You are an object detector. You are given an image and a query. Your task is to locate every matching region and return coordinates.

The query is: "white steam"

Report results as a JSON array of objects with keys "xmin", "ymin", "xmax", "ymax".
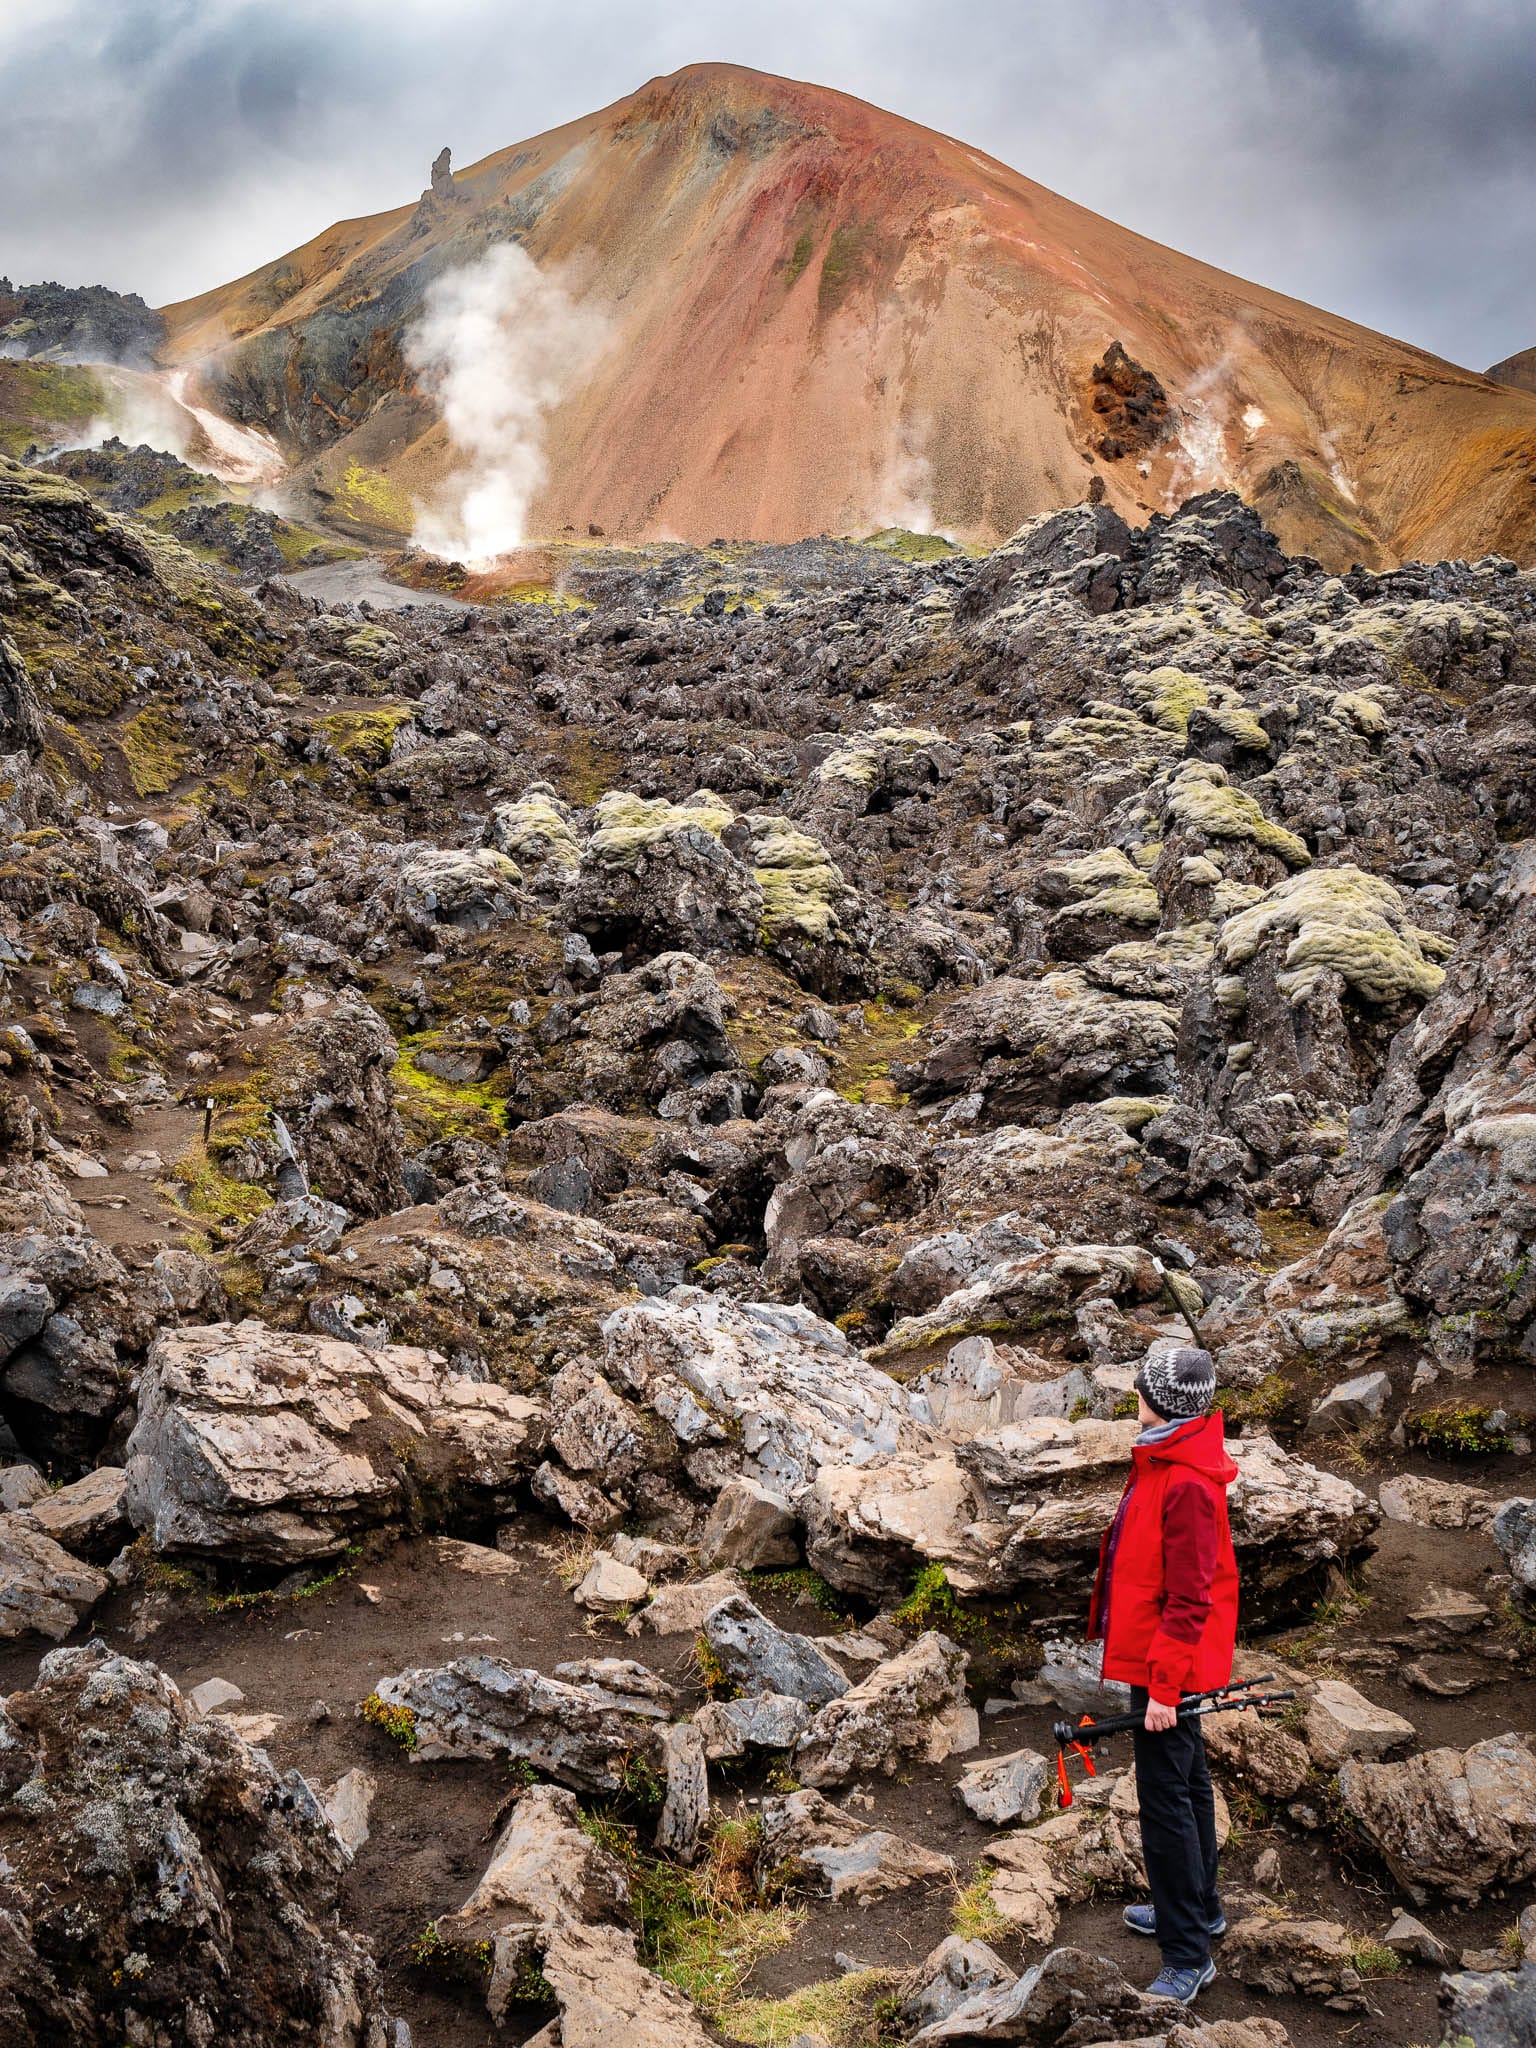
[
  {"xmin": 405, "ymin": 242, "xmax": 609, "ymax": 567},
  {"xmin": 63, "ymin": 365, "xmax": 285, "ymax": 488},
  {"xmin": 862, "ymin": 416, "xmax": 939, "ymax": 535}
]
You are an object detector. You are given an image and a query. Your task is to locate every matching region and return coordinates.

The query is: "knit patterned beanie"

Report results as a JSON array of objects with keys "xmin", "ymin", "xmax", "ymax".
[{"xmin": 1135, "ymin": 1343, "xmax": 1217, "ymax": 1421}]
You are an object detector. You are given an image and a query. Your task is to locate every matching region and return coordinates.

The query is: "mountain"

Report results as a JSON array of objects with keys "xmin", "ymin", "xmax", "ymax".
[
  {"xmin": 159, "ymin": 62, "xmax": 1536, "ymax": 566},
  {"xmin": 1489, "ymin": 347, "xmax": 1536, "ymax": 397}
]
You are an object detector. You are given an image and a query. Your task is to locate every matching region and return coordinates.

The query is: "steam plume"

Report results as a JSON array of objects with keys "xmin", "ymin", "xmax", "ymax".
[{"xmin": 405, "ymin": 242, "xmax": 609, "ymax": 566}]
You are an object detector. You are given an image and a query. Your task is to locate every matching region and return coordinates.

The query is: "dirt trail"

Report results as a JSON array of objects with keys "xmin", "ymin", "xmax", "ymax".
[{"xmin": 280, "ymin": 557, "xmax": 475, "ymax": 612}]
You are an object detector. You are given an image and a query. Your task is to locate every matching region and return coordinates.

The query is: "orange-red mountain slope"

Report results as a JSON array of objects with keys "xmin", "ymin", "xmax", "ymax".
[{"xmin": 160, "ymin": 63, "xmax": 1536, "ymax": 566}]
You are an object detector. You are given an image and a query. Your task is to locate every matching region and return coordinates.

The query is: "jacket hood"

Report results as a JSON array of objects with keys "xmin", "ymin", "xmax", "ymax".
[{"xmin": 1134, "ymin": 1409, "xmax": 1238, "ymax": 1485}]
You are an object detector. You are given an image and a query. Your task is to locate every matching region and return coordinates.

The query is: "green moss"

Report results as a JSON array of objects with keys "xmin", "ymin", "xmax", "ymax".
[
  {"xmin": 361, "ymin": 1691, "xmax": 419, "ymax": 1750},
  {"xmin": 333, "ymin": 459, "xmax": 415, "ymax": 535},
  {"xmin": 409, "ymin": 1920, "xmax": 501, "ymax": 1989},
  {"xmin": 161, "ymin": 1142, "xmax": 273, "ymax": 1239},
  {"xmin": 951, "ymin": 1866, "xmax": 1007, "ymax": 1943},
  {"xmin": 742, "ymin": 1568, "xmax": 851, "ymax": 1622},
  {"xmin": 818, "ymin": 222, "xmax": 879, "ymax": 318},
  {"xmin": 1351, "ymin": 1939, "xmax": 1403, "ymax": 1979},
  {"xmin": 1165, "ymin": 761, "xmax": 1310, "ymax": 866},
  {"xmin": 1217, "ymin": 865, "xmax": 1448, "ymax": 1006},
  {"xmin": 784, "ymin": 229, "xmax": 817, "ymax": 288},
  {"xmin": 1404, "ymin": 1404, "xmax": 1517, "ymax": 1459},
  {"xmin": 862, "ymin": 527, "xmax": 958, "ymax": 561},
  {"xmin": 580, "ymin": 1812, "xmax": 802, "ymax": 2014},
  {"xmin": 490, "ymin": 787, "xmax": 582, "ymax": 870},
  {"xmin": 1214, "ymin": 1374, "xmax": 1302, "ymax": 1431},
  {"xmin": 816, "ymin": 728, "xmax": 947, "ymax": 790},
  {"xmin": 0, "ymin": 360, "xmax": 105, "ymax": 457},
  {"xmin": 309, "ymin": 706, "xmax": 412, "ymax": 769},
  {"xmin": 340, "ymin": 622, "xmax": 398, "ymax": 662},
  {"xmin": 118, "ymin": 706, "xmax": 189, "ymax": 796},
  {"xmin": 585, "ymin": 788, "xmax": 735, "ymax": 868},
  {"xmin": 694, "ymin": 1632, "xmax": 735, "ymax": 1697},
  {"xmin": 209, "ymin": 1543, "xmax": 362, "ymax": 1612},
  {"xmin": 753, "ymin": 817, "xmax": 846, "ymax": 944},
  {"xmin": 393, "ymin": 1036, "xmax": 507, "ymax": 1145},
  {"xmin": 890, "ymin": 1562, "xmax": 1039, "ymax": 1688}
]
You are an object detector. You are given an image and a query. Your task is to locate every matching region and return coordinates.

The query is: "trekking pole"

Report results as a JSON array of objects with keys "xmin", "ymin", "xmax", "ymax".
[
  {"xmin": 1151, "ymin": 1253, "xmax": 1205, "ymax": 1344},
  {"xmin": 1052, "ymin": 1675, "xmax": 1296, "ymax": 1807}
]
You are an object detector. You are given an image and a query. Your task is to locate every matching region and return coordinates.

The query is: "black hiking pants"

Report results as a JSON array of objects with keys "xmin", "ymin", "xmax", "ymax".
[{"xmin": 1130, "ymin": 1685, "xmax": 1222, "ymax": 1969}]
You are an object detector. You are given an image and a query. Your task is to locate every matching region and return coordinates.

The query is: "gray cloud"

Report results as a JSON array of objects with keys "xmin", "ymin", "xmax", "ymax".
[{"xmin": 2, "ymin": 0, "xmax": 1531, "ymax": 367}]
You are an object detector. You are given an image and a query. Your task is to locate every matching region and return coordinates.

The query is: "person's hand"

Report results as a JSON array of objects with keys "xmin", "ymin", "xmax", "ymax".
[{"xmin": 1144, "ymin": 1697, "xmax": 1179, "ymax": 1733}]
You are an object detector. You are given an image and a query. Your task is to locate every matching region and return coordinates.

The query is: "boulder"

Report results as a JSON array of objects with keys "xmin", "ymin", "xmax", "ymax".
[
  {"xmin": 805, "ymin": 1422, "xmax": 1376, "ymax": 1613},
  {"xmin": 1305, "ymin": 1370, "xmax": 1391, "ymax": 1436},
  {"xmin": 317, "ymin": 1767, "xmax": 376, "ymax": 1858},
  {"xmin": 603, "ymin": 1288, "xmax": 928, "ymax": 1503},
  {"xmin": 900, "ymin": 1937, "xmax": 1017, "ymax": 2033},
  {"xmin": 627, "ymin": 1572, "xmax": 744, "ymax": 1636},
  {"xmin": 539, "ymin": 1921, "xmax": 717, "ymax": 2047},
  {"xmin": 0, "ymin": 1464, "xmax": 47, "ymax": 1512},
  {"xmin": 0, "ymin": 1641, "xmax": 392, "ymax": 2045},
  {"xmin": 911, "ymin": 1944, "xmax": 1183, "ymax": 2042},
  {"xmin": 910, "ymin": 970, "xmax": 1180, "ymax": 1123},
  {"xmin": 1383, "ymin": 1909, "xmax": 1456, "ymax": 1969},
  {"xmin": 1035, "ymin": 1636, "xmax": 1132, "ymax": 1718},
  {"xmin": 1378, "ymin": 1472, "xmax": 1493, "ymax": 1529},
  {"xmin": 873, "ymin": 1243, "xmax": 1168, "ymax": 1360},
  {"xmin": 19, "ymin": 1463, "xmax": 128, "ymax": 1559},
  {"xmin": 430, "ymin": 1781, "xmax": 714, "ymax": 2043},
  {"xmin": 1302, "ymin": 1680, "xmax": 1416, "ymax": 1768},
  {"xmin": 368, "ymin": 1656, "xmax": 675, "ymax": 1790},
  {"xmin": 979, "ymin": 1831, "xmax": 1063, "ymax": 1944},
  {"xmin": 0, "ymin": 1512, "xmax": 109, "ymax": 1638},
  {"xmin": 573, "ymin": 1553, "xmax": 649, "ymax": 1614},
  {"xmin": 804, "ymin": 1445, "xmax": 981, "ymax": 1600},
  {"xmin": 693, "ymin": 1691, "xmax": 811, "ymax": 1759},
  {"xmin": 1338, "ymin": 1734, "xmax": 1536, "ymax": 1901},
  {"xmin": 124, "ymin": 1320, "xmax": 546, "ymax": 1560},
  {"xmin": 655, "ymin": 1720, "xmax": 708, "ymax": 1865},
  {"xmin": 1441, "ymin": 1961, "xmax": 1536, "ymax": 2048},
  {"xmin": 236, "ymin": 993, "xmax": 409, "ymax": 1217},
  {"xmin": 954, "ymin": 1747, "xmax": 1052, "ymax": 1826},
  {"xmin": 1202, "ymin": 1709, "xmax": 1312, "ymax": 1799},
  {"xmin": 1222, "ymin": 1917, "xmax": 1366, "ymax": 2008},
  {"xmin": 1493, "ymin": 1498, "xmax": 1536, "ymax": 1597},
  {"xmin": 796, "ymin": 1631, "xmax": 977, "ymax": 1786},
  {"xmin": 700, "ymin": 1595, "xmax": 850, "ymax": 1707},
  {"xmin": 188, "ymin": 1676, "xmax": 244, "ymax": 1715},
  {"xmin": 396, "ymin": 846, "xmax": 521, "ymax": 935},
  {"xmin": 759, "ymin": 1787, "xmax": 955, "ymax": 1902},
  {"xmin": 697, "ymin": 1475, "xmax": 800, "ymax": 1570}
]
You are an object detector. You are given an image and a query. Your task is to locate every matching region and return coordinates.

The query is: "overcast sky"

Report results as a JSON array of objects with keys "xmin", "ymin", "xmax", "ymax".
[{"xmin": 3, "ymin": 0, "xmax": 1532, "ymax": 370}]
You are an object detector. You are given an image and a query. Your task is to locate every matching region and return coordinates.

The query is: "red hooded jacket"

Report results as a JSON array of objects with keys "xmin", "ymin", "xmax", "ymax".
[{"xmin": 1088, "ymin": 1411, "xmax": 1239, "ymax": 1707}]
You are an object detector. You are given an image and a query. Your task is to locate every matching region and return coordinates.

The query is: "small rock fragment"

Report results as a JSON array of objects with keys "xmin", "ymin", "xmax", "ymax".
[{"xmin": 954, "ymin": 1747, "xmax": 1051, "ymax": 1826}]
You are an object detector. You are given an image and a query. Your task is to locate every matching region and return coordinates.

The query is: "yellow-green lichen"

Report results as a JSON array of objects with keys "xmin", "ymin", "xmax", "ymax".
[
  {"xmin": 1217, "ymin": 865, "xmax": 1450, "ymax": 1006},
  {"xmin": 585, "ymin": 789, "xmax": 735, "ymax": 869},
  {"xmin": 1166, "ymin": 761, "xmax": 1310, "ymax": 867},
  {"xmin": 310, "ymin": 707, "xmax": 412, "ymax": 769},
  {"xmin": 490, "ymin": 785, "xmax": 583, "ymax": 870},
  {"xmin": 749, "ymin": 815, "xmax": 846, "ymax": 944},
  {"xmin": 815, "ymin": 726, "xmax": 947, "ymax": 789}
]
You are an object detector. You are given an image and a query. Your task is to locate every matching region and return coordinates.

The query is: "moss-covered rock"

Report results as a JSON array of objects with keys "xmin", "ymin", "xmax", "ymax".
[
  {"xmin": 1217, "ymin": 866, "xmax": 1449, "ymax": 1006},
  {"xmin": 1165, "ymin": 760, "xmax": 1311, "ymax": 867}
]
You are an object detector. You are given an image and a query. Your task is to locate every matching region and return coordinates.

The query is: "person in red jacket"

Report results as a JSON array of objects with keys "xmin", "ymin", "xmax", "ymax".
[{"xmin": 1087, "ymin": 1342, "xmax": 1238, "ymax": 2003}]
